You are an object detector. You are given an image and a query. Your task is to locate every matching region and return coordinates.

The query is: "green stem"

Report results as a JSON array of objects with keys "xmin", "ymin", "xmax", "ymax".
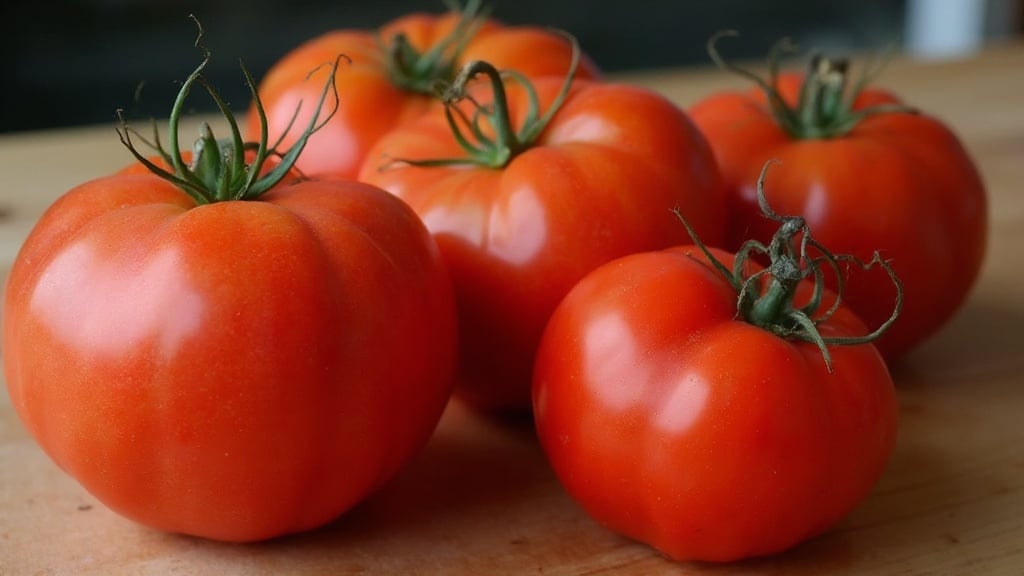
[
  {"xmin": 707, "ymin": 31, "xmax": 917, "ymax": 140},
  {"xmin": 383, "ymin": 0, "xmax": 490, "ymax": 94},
  {"xmin": 797, "ymin": 55, "xmax": 849, "ymax": 135},
  {"xmin": 455, "ymin": 60, "xmax": 521, "ymax": 165},
  {"xmin": 749, "ymin": 276, "xmax": 798, "ymax": 329},
  {"xmin": 116, "ymin": 15, "xmax": 340, "ymax": 204},
  {"xmin": 382, "ymin": 33, "xmax": 581, "ymax": 171},
  {"xmin": 673, "ymin": 161, "xmax": 903, "ymax": 372}
]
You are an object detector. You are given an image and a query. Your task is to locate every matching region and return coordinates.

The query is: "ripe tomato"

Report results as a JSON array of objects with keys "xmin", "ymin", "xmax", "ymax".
[
  {"xmin": 358, "ymin": 55, "xmax": 726, "ymax": 412},
  {"xmin": 533, "ymin": 192, "xmax": 899, "ymax": 562},
  {"xmin": 688, "ymin": 38, "xmax": 987, "ymax": 359},
  {"xmin": 2, "ymin": 48, "xmax": 457, "ymax": 543},
  {"xmin": 248, "ymin": 1, "xmax": 600, "ymax": 180}
]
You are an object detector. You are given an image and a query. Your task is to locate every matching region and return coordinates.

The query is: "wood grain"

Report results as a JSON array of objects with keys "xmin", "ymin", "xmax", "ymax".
[{"xmin": 2, "ymin": 41, "xmax": 1023, "ymax": 575}]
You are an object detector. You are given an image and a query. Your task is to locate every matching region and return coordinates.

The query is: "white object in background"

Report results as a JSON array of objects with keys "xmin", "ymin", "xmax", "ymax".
[{"xmin": 905, "ymin": 0, "xmax": 986, "ymax": 58}]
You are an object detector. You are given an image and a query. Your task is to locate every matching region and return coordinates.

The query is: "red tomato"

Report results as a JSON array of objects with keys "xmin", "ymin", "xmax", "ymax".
[
  {"xmin": 249, "ymin": 2, "xmax": 600, "ymax": 180},
  {"xmin": 533, "ymin": 217, "xmax": 898, "ymax": 561},
  {"xmin": 2, "ymin": 48, "xmax": 457, "ymax": 543},
  {"xmin": 688, "ymin": 45, "xmax": 987, "ymax": 359},
  {"xmin": 358, "ymin": 60, "xmax": 726, "ymax": 412}
]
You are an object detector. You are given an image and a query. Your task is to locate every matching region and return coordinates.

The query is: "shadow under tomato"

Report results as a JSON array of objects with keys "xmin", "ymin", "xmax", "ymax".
[
  {"xmin": 135, "ymin": 401, "xmax": 570, "ymax": 572},
  {"xmin": 275, "ymin": 400, "xmax": 557, "ymax": 549}
]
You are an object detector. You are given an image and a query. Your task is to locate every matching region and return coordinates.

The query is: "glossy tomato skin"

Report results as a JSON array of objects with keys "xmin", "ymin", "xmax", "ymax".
[
  {"xmin": 249, "ymin": 11, "xmax": 600, "ymax": 180},
  {"xmin": 359, "ymin": 78, "xmax": 727, "ymax": 412},
  {"xmin": 533, "ymin": 246, "xmax": 898, "ymax": 562},
  {"xmin": 689, "ymin": 74, "xmax": 987, "ymax": 359},
  {"xmin": 2, "ymin": 174, "xmax": 457, "ymax": 542}
]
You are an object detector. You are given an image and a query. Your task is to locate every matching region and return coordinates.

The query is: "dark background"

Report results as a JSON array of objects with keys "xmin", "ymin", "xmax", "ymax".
[{"xmin": 4, "ymin": 1, "xmax": 1019, "ymax": 134}]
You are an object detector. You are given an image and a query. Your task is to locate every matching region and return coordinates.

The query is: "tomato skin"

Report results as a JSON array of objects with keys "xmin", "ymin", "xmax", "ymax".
[
  {"xmin": 249, "ymin": 11, "xmax": 600, "ymax": 180},
  {"xmin": 2, "ymin": 175, "xmax": 457, "ymax": 542},
  {"xmin": 689, "ymin": 73, "xmax": 987, "ymax": 358},
  {"xmin": 533, "ymin": 246, "xmax": 898, "ymax": 562},
  {"xmin": 358, "ymin": 77, "xmax": 726, "ymax": 412}
]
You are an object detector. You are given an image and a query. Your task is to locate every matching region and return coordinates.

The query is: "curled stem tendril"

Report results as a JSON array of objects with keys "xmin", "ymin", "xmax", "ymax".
[{"xmin": 673, "ymin": 160, "xmax": 903, "ymax": 372}]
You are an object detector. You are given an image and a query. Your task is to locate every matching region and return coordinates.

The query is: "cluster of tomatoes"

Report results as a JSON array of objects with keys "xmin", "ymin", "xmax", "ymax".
[{"xmin": 2, "ymin": 2, "xmax": 986, "ymax": 564}]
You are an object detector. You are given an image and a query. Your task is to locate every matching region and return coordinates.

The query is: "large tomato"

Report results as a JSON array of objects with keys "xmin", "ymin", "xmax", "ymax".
[
  {"xmin": 248, "ymin": 1, "xmax": 600, "ymax": 180},
  {"xmin": 358, "ymin": 57, "xmax": 726, "ymax": 412},
  {"xmin": 533, "ymin": 194, "xmax": 899, "ymax": 562},
  {"xmin": 2, "ymin": 52, "xmax": 457, "ymax": 542},
  {"xmin": 688, "ymin": 39, "xmax": 987, "ymax": 359}
]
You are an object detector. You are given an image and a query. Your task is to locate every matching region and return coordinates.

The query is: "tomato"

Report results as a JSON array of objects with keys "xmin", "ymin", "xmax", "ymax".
[
  {"xmin": 688, "ymin": 38, "xmax": 987, "ymax": 359},
  {"xmin": 358, "ymin": 55, "xmax": 726, "ymax": 412},
  {"xmin": 533, "ymin": 189, "xmax": 899, "ymax": 562},
  {"xmin": 2, "ymin": 48, "xmax": 457, "ymax": 542},
  {"xmin": 248, "ymin": 1, "xmax": 600, "ymax": 180}
]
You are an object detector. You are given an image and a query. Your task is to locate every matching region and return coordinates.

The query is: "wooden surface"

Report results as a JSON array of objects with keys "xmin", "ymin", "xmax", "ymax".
[{"xmin": 2, "ymin": 42, "xmax": 1024, "ymax": 575}]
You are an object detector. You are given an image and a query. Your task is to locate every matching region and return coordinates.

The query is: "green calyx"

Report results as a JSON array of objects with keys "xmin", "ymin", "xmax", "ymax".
[
  {"xmin": 116, "ymin": 16, "xmax": 340, "ymax": 205},
  {"xmin": 708, "ymin": 30, "xmax": 915, "ymax": 140},
  {"xmin": 674, "ymin": 161, "xmax": 903, "ymax": 372},
  {"xmin": 385, "ymin": 33, "xmax": 581, "ymax": 171},
  {"xmin": 383, "ymin": 0, "xmax": 491, "ymax": 95}
]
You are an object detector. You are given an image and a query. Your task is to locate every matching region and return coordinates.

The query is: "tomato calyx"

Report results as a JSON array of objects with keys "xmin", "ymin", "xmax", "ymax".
[
  {"xmin": 675, "ymin": 161, "xmax": 904, "ymax": 371},
  {"xmin": 382, "ymin": 0, "xmax": 491, "ymax": 95},
  {"xmin": 116, "ymin": 17, "xmax": 341, "ymax": 205},
  {"xmin": 707, "ymin": 30, "xmax": 916, "ymax": 140},
  {"xmin": 383, "ymin": 34, "xmax": 580, "ymax": 170}
]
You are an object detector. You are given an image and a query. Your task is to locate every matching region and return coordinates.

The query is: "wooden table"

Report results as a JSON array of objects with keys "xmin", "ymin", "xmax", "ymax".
[{"xmin": 2, "ymin": 42, "xmax": 1023, "ymax": 575}]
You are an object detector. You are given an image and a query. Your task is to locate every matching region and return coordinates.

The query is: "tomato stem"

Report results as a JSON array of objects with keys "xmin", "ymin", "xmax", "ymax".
[
  {"xmin": 673, "ymin": 161, "xmax": 903, "ymax": 372},
  {"xmin": 382, "ymin": 0, "xmax": 491, "ymax": 95},
  {"xmin": 706, "ymin": 31, "xmax": 916, "ymax": 139},
  {"xmin": 116, "ymin": 15, "xmax": 341, "ymax": 204},
  {"xmin": 382, "ymin": 33, "xmax": 581, "ymax": 171}
]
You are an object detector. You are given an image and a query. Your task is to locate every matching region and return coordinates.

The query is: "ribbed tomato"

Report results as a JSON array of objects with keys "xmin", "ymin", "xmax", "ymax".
[{"xmin": 3, "ymin": 47, "xmax": 457, "ymax": 542}]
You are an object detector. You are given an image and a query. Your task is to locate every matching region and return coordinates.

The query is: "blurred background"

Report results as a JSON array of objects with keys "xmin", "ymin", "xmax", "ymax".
[{"xmin": 6, "ymin": 0, "xmax": 1022, "ymax": 134}]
